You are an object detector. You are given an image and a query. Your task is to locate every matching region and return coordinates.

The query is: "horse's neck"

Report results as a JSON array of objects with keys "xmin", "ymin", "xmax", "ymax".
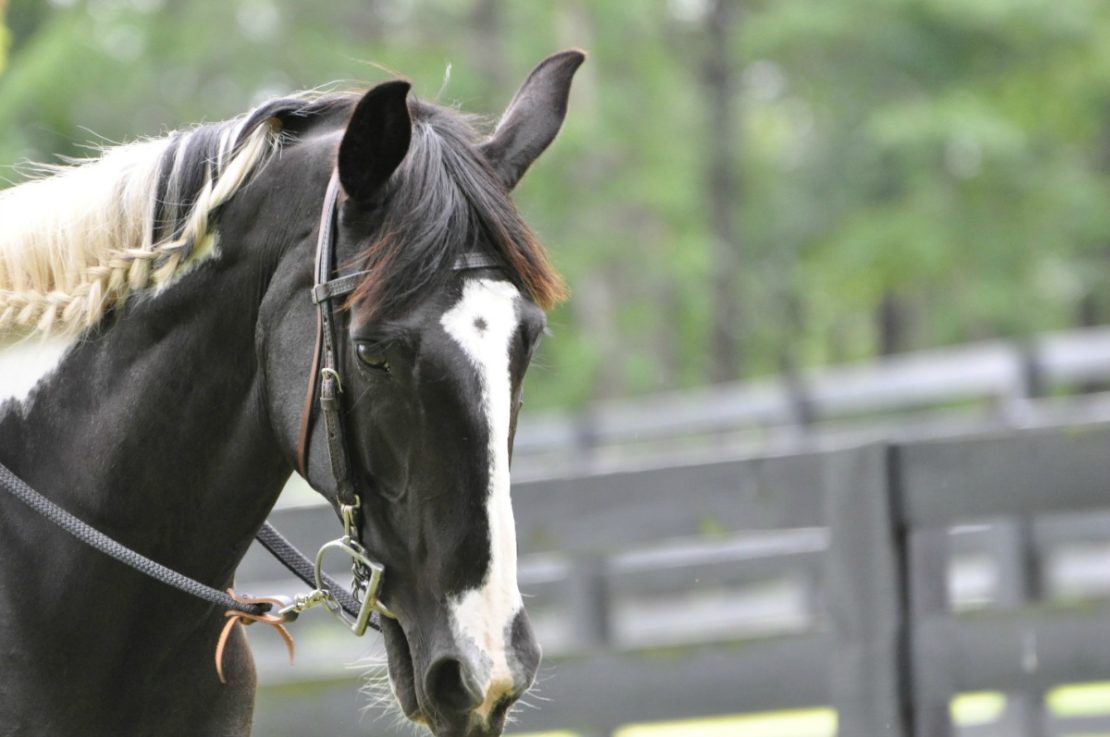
[
  {"xmin": 0, "ymin": 253, "xmax": 290, "ymax": 728},
  {"xmin": 0, "ymin": 253, "xmax": 290, "ymax": 730},
  {"xmin": 1, "ymin": 258, "xmax": 291, "ymax": 581}
]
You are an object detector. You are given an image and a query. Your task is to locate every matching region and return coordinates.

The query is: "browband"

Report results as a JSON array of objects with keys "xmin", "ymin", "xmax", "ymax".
[{"xmin": 311, "ymin": 252, "xmax": 503, "ymax": 305}]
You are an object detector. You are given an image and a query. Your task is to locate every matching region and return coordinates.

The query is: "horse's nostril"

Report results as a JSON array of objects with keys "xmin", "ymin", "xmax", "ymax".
[{"xmin": 424, "ymin": 656, "xmax": 483, "ymax": 715}]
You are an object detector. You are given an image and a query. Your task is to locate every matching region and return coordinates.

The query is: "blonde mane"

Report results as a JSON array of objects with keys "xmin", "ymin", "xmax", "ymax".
[{"xmin": 0, "ymin": 113, "xmax": 284, "ymax": 338}]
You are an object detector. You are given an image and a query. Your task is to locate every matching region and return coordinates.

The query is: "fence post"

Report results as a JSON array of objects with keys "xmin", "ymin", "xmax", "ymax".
[
  {"xmin": 823, "ymin": 444, "xmax": 911, "ymax": 737},
  {"xmin": 991, "ymin": 518, "xmax": 1047, "ymax": 737},
  {"xmin": 562, "ymin": 554, "xmax": 612, "ymax": 737},
  {"xmin": 907, "ymin": 526, "xmax": 953, "ymax": 737},
  {"xmin": 564, "ymin": 554, "xmax": 610, "ymax": 650}
]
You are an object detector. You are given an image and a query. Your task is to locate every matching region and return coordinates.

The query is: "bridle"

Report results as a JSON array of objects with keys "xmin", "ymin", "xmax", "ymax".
[
  {"xmin": 291, "ymin": 169, "xmax": 500, "ymax": 635},
  {"xmin": 0, "ymin": 167, "xmax": 502, "ymax": 651}
]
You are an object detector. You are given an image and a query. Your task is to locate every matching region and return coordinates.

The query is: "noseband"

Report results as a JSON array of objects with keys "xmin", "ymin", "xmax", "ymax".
[{"xmin": 294, "ymin": 170, "xmax": 500, "ymax": 634}]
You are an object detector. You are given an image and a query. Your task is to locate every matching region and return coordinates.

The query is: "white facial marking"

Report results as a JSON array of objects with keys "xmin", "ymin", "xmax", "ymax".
[
  {"xmin": 0, "ymin": 337, "xmax": 73, "ymax": 407},
  {"xmin": 440, "ymin": 278, "xmax": 523, "ymax": 713}
]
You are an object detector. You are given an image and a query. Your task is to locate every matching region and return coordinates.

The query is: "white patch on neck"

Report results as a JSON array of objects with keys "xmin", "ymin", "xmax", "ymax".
[
  {"xmin": 0, "ymin": 337, "xmax": 74, "ymax": 406},
  {"xmin": 439, "ymin": 278, "xmax": 524, "ymax": 707}
]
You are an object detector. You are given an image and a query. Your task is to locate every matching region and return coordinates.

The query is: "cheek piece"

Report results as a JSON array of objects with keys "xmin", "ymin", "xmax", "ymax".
[{"xmin": 292, "ymin": 169, "xmax": 503, "ymax": 636}]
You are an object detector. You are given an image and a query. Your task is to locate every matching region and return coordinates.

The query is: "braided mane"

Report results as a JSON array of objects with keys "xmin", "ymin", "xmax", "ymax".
[
  {"xmin": 0, "ymin": 107, "xmax": 287, "ymax": 338},
  {"xmin": 0, "ymin": 90, "xmax": 569, "ymax": 340}
]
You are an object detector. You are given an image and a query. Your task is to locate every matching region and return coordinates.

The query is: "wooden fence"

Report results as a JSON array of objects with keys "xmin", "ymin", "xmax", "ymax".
[
  {"xmin": 241, "ymin": 419, "xmax": 1110, "ymax": 737},
  {"xmin": 509, "ymin": 326, "xmax": 1110, "ymax": 475}
]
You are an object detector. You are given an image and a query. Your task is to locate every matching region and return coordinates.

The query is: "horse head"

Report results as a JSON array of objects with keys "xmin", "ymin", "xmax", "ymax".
[{"xmin": 256, "ymin": 50, "xmax": 585, "ymax": 736}]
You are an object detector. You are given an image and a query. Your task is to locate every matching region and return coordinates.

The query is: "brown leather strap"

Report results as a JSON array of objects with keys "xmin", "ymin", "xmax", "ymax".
[
  {"xmin": 215, "ymin": 590, "xmax": 295, "ymax": 684},
  {"xmin": 295, "ymin": 170, "xmax": 342, "ymax": 479},
  {"xmin": 295, "ymin": 308, "xmax": 323, "ymax": 478}
]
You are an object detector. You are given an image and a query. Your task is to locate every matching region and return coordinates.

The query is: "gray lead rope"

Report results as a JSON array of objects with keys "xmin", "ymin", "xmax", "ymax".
[
  {"xmin": 0, "ymin": 461, "xmax": 370, "ymax": 623},
  {"xmin": 0, "ymin": 461, "xmax": 269, "ymax": 616}
]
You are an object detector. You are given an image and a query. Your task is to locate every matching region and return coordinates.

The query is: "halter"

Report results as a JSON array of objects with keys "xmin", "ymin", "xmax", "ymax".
[{"xmin": 293, "ymin": 170, "xmax": 500, "ymax": 635}]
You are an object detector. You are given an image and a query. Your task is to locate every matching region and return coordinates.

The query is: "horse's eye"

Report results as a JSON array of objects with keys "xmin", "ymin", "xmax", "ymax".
[{"xmin": 356, "ymin": 342, "xmax": 390, "ymax": 372}]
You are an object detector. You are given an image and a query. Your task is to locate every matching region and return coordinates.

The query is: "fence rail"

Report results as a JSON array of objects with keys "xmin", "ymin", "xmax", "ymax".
[{"xmin": 509, "ymin": 326, "xmax": 1110, "ymax": 475}]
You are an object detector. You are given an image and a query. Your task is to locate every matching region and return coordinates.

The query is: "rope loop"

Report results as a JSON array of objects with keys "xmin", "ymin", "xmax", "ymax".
[{"xmin": 215, "ymin": 589, "xmax": 294, "ymax": 684}]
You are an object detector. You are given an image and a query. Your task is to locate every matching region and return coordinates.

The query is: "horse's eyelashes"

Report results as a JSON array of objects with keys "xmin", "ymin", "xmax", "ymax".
[{"xmin": 520, "ymin": 324, "xmax": 545, "ymax": 356}]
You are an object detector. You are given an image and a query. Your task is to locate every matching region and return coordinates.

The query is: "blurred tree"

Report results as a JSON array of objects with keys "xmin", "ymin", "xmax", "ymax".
[
  {"xmin": 701, "ymin": 0, "xmax": 745, "ymax": 381},
  {"xmin": 703, "ymin": 0, "xmax": 744, "ymax": 383},
  {"xmin": 3, "ymin": 0, "xmax": 1110, "ymax": 408},
  {"xmin": 745, "ymin": 0, "xmax": 1110, "ymax": 363},
  {"xmin": 0, "ymin": 0, "xmax": 7, "ymax": 76}
]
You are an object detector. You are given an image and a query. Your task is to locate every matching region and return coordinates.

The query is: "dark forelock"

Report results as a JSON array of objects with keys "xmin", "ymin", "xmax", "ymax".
[{"xmin": 345, "ymin": 98, "xmax": 567, "ymax": 322}]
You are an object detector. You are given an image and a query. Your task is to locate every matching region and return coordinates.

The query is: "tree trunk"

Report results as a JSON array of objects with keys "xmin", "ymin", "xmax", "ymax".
[
  {"xmin": 877, "ymin": 291, "xmax": 909, "ymax": 356},
  {"xmin": 703, "ymin": 0, "xmax": 743, "ymax": 383},
  {"xmin": 1077, "ymin": 290, "xmax": 1109, "ymax": 394}
]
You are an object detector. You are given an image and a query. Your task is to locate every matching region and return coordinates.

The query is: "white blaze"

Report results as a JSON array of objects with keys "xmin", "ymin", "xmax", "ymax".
[{"xmin": 440, "ymin": 278, "xmax": 523, "ymax": 708}]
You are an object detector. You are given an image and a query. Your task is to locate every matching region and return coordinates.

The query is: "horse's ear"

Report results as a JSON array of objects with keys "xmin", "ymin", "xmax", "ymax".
[
  {"xmin": 481, "ymin": 49, "xmax": 586, "ymax": 191},
  {"xmin": 338, "ymin": 80, "xmax": 412, "ymax": 203}
]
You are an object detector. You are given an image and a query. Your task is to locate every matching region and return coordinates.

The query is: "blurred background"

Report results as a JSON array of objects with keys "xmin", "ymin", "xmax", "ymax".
[
  {"xmin": 7, "ymin": 0, "xmax": 1110, "ymax": 408},
  {"xmin": 6, "ymin": 1, "xmax": 1110, "ymax": 736}
]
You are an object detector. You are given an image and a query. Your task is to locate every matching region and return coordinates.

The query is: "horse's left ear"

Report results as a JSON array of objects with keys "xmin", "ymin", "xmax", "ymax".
[
  {"xmin": 481, "ymin": 49, "xmax": 586, "ymax": 190},
  {"xmin": 338, "ymin": 80, "xmax": 413, "ymax": 203}
]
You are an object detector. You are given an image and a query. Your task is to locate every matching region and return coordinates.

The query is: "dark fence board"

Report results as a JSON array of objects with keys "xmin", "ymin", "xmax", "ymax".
[
  {"xmin": 512, "ymin": 636, "xmax": 832, "ymax": 733},
  {"xmin": 240, "ymin": 422, "xmax": 1110, "ymax": 737},
  {"xmin": 823, "ymin": 444, "xmax": 911, "ymax": 737},
  {"xmin": 900, "ymin": 423, "xmax": 1110, "ymax": 527},
  {"xmin": 915, "ymin": 604, "xmax": 1110, "ymax": 697},
  {"xmin": 908, "ymin": 526, "xmax": 955, "ymax": 737},
  {"xmin": 512, "ymin": 452, "xmax": 829, "ymax": 556}
]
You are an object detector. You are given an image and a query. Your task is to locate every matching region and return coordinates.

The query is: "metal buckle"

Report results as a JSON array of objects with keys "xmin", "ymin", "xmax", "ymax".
[
  {"xmin": 275, "ymin": 589, "xmax": 335, "ymax": 622},
  {"xmin": 320, "ymin": 367, "xmax": 343, "ymax": 394},
  {"xmin": 340, "ymin": 500, "xmax": 359, "ymax": 539}
]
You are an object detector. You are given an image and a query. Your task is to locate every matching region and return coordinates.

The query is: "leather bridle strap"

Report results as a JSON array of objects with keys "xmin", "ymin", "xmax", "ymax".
[
  {"xmin": 294, "ymin": 309, "xmax": 324, "ymax": 479},
  {"xmin": 296, "ymin": 170, "xmax": 362, "ymax": 491},
  {"xmin": 293, "ymin": 171, "xmax": 336, "ymax": 480},
  {"xmin": 294, "ymin": 170, "xmax": 501, "ymax": 493},
  {"xmin": 311, "ymin": 172, "xmax": 359, "ymax": 509}
]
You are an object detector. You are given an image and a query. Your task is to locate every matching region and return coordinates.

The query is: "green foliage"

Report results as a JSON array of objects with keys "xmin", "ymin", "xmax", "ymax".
[
  {"xmin": 4, "ymin": 0, "xmax": 1110, "ymax": 407},
  {"xmin": 0, "ymin": 1, "xmax": 7, "ymax": 76}
]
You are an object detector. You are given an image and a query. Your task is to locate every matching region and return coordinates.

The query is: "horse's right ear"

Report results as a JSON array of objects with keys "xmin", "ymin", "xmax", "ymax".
[
  {"xmin": 481, "ymin": 50, "xmax": 586, "ymax": 190},
  {"xmin": 338, "ymin": 80, "xmax": 412, "ymax": 203}
]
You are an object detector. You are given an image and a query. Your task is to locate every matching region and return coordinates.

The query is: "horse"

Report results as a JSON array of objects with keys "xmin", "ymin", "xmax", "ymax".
[{"xmin": 0, "ymin": 49, "xmax": 585, "ymax": 737}]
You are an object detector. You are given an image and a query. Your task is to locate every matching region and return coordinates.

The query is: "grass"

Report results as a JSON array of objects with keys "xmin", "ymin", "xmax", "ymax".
[
  {"xmin": 615, "ymin": 709, "xmax": 836, "ymax": 737},
  {"xmin": 507, "ymin": 682, "xmax": 1110, "ymax": 737}
]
